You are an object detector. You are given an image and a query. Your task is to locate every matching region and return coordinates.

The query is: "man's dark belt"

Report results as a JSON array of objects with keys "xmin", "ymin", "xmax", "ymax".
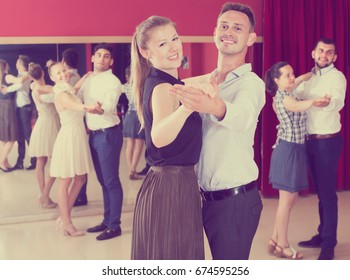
[
  {"xmin": 305, "ymin": 132, "xmax": 340, "ymax": 140},
  {"xmin": 200, "ymin": 181, "xmax": 256, "ymax": 202},
  {"xmin": 90, "ymin": 125, "xmax": 118, "ymax": 135}
]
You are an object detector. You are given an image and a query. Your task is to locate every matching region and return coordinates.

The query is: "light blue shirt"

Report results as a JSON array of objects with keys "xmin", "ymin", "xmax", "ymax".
[{"xmin": 197, "ymin": 63, "xmax": 265, "ymax": 191}]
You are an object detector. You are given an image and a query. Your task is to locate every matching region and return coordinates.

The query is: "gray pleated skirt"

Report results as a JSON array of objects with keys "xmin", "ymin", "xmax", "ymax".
[
  {"xmin": 0, "ymin": 99, "xmax": 19, "ymax": 141},
  {"xmin": 269, "ymin": 139, "xmax": 309, "ymax": 192},
  {"xmin": 131, "ymin": 165, "xmax": 204, "ymax": 260}
]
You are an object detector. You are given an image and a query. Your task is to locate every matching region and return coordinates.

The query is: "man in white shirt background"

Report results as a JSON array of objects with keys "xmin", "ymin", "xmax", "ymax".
[
  {"xmin": 10, "ymin": 55, "xmax": 36, "ymax": 170},
  {"xmin": 62, "ymin": 48, "xmax": 81, "ymax": 86},
  {"xmin": 78, "ymin": 43, "xmax": 124, "ymax": 241},
  {"xmin": 297, "ymin": 38, "xmax": 347, "ymax": 260}
]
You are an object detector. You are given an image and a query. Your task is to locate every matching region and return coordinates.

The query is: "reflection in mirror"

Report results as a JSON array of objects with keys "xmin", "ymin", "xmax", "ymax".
[
  {"xmin": 0, "ymin": 141, "xmax": 144, "ymax": 224},
  {"xmin": 0, "ymin": 44, "xmax": 87, "ymax": 84},
  {"xmin": 0, "ymin": 43, "xmax": 143, "ymax": 225}
]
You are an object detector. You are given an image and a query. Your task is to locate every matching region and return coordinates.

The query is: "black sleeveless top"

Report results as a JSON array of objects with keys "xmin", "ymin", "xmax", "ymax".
[
  {"xmin": 0, "ymin": 75, "xmax": 15, "ymax": 100},
  {"xmin": 143, "ymin": 67, "xmax": 202, "ymax": 166}
]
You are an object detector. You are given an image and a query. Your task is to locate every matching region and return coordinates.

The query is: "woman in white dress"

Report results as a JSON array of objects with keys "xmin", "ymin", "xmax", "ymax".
[
  {"xmin": 48, "ymin": 61, "xmax": 96, "ymax": 237},
  {"xmin": 28, "ymin": 63, "xmax": 60, "ymax": 209}
]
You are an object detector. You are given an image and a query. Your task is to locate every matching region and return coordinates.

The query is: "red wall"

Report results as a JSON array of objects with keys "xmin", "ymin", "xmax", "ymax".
[
  {"xmin": 178, "ymin": 43, "xmax": 218, "ymax": 79},
  {"xmin": 1, "ymin": 0, "xmax": 263, "ymax": 37}
]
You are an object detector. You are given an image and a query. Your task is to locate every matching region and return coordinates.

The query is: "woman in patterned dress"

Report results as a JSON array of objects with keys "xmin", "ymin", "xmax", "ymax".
[
  {"xmin": 122, "ymin": 66, "xmax": 145, "ymax": 180},
  {"xmin": 265, "ymin": 61, "xmax": 329, "ymax": 259}
]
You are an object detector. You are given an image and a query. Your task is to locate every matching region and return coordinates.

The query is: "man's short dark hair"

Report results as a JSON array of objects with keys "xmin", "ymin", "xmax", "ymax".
[
  {"xmin": 314, "ymin": 38, "xmax": 337, "ymax": 54},
  {"xmin": 62, "ymin": 48, "xmax": 79, "ymax": 68},
  {"xmin": 18, "ymin": 55, "xmax": 30, "ymax": 70},
  {"xmin": 28, "ymin": 62, "xmax": 43, "ymax": 80},
  {"xmin": 94, "ymin": 43, "xmax": 114, "ymax": 56},
  {"xmin": 218, "ymin": 2, "xmax": 255, "ymax": 32}
]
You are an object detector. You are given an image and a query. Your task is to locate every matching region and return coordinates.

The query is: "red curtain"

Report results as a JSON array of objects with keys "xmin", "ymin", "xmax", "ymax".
[{"xmin": 261, "ymin": 0, "xmax": 350, "ymax": 196}]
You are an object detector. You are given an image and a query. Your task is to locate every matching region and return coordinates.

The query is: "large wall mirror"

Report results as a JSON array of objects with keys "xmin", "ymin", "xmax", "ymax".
[
  {"xmin": 0, "ymin": 42, "xmax": 133, "ymax": 83},
  {"xmin": 0, "ymin": 40, "xmax": 143, "ymax": 225}
]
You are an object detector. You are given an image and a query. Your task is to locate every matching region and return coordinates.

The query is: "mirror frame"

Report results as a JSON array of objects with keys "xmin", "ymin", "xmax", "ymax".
[{"xmin": 0, "ymin": 36, "xmax": 262, "ymax": 45}]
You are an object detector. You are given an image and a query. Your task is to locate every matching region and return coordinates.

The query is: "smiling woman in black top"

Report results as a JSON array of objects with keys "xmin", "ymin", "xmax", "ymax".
[{"xmin": 130, "ymin": 16, "xmax": 204, "ymax": 260}]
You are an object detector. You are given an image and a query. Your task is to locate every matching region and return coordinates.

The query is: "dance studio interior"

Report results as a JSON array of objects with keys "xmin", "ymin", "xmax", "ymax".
[{"xmin": 0, "ymin": 0, "xmax": 349, "ymax": 261}]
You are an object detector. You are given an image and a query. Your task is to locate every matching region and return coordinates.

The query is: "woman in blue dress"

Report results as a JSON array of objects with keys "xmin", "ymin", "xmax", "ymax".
[{"xmin": 122, "ymin": 66, "xmax": 145, "ymax": 180}]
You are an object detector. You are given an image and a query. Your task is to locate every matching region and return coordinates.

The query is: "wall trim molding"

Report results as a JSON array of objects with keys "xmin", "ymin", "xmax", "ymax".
[{"xmin": 0, "ymin": 36, "xmax": 263, "ymax": 45}]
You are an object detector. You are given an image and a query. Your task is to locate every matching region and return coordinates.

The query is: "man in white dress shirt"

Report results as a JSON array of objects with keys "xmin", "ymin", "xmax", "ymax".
[
  {"xmin": 297, "ymin": 38, "xmax": 347, "ymax": 260},
  {"xmin": 173, "ymin": 3, "xmax": 265, "ymax": 259},
  {"xmin": 62, "ymin": 48, "xmax": 81, "ymax": 86},
  {"xmin": 78, "ymin": 43, "xmax": 123, "ymax": 240},
  {"xmin": 9, "ymin": 55, "xmax": 36, "ymax": 170}
]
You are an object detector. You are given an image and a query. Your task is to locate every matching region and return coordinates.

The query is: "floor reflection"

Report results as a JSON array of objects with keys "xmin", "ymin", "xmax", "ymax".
[{"xmin": 0, "ymin": 140, "xmax": 144, "ymax": 224}]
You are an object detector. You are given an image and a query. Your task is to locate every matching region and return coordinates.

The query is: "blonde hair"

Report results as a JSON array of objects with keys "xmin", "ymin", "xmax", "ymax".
[
  {"xmin": 130, "ymin": 16, "xmax": 175, "ymax": 126},
  {"xmin": 46, "ymin": 60, "xmax": 60, "ymax": 76}
]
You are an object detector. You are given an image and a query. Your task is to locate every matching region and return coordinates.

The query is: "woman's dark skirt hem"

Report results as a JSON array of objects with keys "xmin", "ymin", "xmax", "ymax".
[{"xmin": 131, "ymin": 165, "xmax": 205, "ymax": 260}]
